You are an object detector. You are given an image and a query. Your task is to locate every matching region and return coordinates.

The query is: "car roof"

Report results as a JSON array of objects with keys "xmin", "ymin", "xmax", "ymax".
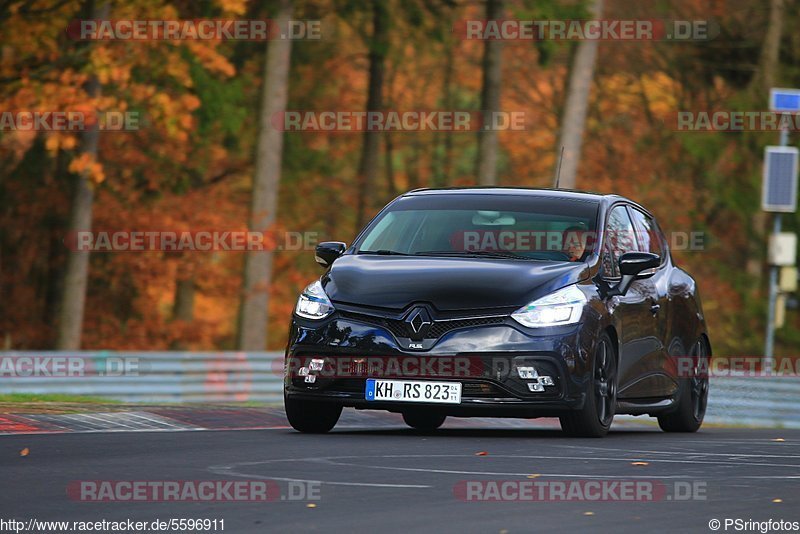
[{"xmin": 403, "ymin": 187, "xmax": 647, "ymax": 213}]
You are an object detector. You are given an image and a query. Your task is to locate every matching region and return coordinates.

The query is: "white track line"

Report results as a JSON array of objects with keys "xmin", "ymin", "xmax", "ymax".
[{"xmin": 207, "ymin": 453, "xmax": 800, "ymax": 487}]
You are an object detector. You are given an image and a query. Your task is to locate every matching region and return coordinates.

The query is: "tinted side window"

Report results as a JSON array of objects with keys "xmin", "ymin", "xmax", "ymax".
[
  {"xmin": 655, "ymin": 220, "xmax": 670, "ymax": 257},
  {"xmin": 602, "ymin": 206, "xmax": 637, "ymax": 278},
  {"xmin": 629, "ymin": 208, "xmax": 664, "ymax": 258}
]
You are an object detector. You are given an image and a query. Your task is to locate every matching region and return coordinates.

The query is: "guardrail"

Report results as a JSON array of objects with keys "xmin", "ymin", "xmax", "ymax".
[
  {"xmin": 705, "ymin": 376, "xmax": 800, "ymax": 429},
  {"xmin": 1, "ymin": 352, "xmax": 798, "ymax": 428},
  {"xmin": 0, "ymin": 352, "xmax": 285, "ymax": 403}
]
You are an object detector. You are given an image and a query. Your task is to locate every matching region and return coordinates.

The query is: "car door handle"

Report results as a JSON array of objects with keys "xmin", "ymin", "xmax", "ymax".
[{"xmin": 650, "ymin": 304, "xmax": 661, "ymax": 315}]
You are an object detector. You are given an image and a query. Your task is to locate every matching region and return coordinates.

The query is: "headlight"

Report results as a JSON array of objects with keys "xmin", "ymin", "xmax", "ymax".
[
  {"xmin": 511, "ymin": 285, "xmax": 587, "ymax": 328},
  {"xmin": 295, "ymin": 280, "xmax": 335, "ymax": 319}
]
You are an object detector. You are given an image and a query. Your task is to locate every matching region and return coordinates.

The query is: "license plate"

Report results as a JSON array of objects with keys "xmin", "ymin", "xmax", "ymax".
[{"xmin": 365, "ymin": 379, "xmax": 462, "ymax": 404}]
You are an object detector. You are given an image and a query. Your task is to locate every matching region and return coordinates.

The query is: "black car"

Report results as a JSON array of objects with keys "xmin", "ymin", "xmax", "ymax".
[{"xmin": 284, "ymin": 188, "xmax": 710, "ymax": 437}]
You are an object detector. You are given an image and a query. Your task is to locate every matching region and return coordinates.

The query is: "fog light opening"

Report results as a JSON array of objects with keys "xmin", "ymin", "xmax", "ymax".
[
  {"xmin": 517, "ymin": 366, "xmax": 538, "ymax": 379},
  {"xmin": 517, "ymin": 365, "xmax": 554, "ymax": 393}
]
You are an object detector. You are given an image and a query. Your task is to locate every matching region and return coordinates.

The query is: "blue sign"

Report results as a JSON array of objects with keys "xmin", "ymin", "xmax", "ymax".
[
  {"xmin": 763, "ymin": 146, "xmax": 799, "ymax": 213},
  {"xmin": 770, "ymin": 88, "xmax": 800, "ymax": 112}
]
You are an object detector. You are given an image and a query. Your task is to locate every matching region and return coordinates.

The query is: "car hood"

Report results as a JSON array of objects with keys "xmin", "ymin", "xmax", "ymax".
[{"xmin": 321, "ymin": 255, "xmax": 590, "ymax": 311}]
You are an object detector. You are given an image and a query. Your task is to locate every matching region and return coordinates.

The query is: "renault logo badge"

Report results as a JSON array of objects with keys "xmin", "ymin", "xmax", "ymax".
[{"xmin": 405, "ymin": 307, "xmax": 432, "ymax": 340}]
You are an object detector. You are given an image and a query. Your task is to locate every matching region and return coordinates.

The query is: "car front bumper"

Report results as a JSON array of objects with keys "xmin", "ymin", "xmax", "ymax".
[{"xmin": 284, "ymin": 312, "xmax": 599, "ymax": 417}]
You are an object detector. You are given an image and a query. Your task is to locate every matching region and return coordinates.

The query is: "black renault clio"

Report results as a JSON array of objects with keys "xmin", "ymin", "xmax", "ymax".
[{"xmin": 284, "ymin": 188, "xmax": 711, "ymax": 437}]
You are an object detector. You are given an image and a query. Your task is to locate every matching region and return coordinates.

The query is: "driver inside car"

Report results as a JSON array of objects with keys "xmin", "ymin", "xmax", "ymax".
[{"xmin": 562, "ymin": 226, "xmax": 589, "ymax": 262}]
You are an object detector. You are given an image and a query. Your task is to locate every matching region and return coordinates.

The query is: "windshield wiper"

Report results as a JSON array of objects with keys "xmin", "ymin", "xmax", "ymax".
[
  {"xmin": 413, "ymin": 250, "xmax": 532, "ymax": 260},
  {"xmin": 357, "ymin": 249, "xmax": 409, "ymax": 256}
]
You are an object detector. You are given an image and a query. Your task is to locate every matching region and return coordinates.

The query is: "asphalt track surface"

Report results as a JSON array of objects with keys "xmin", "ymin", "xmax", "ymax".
[{"xmin": 1, "ymin": 410, "xmax": 799, "ymax": 534}]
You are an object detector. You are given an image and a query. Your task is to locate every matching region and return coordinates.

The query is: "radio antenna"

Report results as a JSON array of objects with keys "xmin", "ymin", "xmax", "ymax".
[{"xmin": 554, "ymin": 145, "xmax": 565, "ymax": 189}]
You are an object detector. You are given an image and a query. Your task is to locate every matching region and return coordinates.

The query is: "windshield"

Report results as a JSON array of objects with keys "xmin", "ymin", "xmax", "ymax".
[{"xmin": 356, "ymin": 194, "xmax": 600, "ymax": 262}]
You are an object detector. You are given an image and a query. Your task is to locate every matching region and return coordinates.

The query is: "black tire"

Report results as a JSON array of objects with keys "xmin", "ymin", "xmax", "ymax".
[
  {"xmin": 402, "ymin": 410, "xmax": 446, "ymax": 431},
  {"xmin": 658, "ymin": 338, "xmax": 709, "ymax": 433},
  {"xmin": 560, "ymin": 333, "xmax": 617, "ymax": 438},
  {"xmin": 284, "ymin": 395, "xmax": 342, "ymax": 433}
]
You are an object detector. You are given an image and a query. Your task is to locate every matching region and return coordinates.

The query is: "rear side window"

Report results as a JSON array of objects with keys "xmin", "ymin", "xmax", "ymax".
[
  {"xmin": 628, "ymin": 207, "xmax": 664, "ymax": 259},
  {"xmin": 602, "ymin": 205, "xmax": 638, "ymax": 278}
]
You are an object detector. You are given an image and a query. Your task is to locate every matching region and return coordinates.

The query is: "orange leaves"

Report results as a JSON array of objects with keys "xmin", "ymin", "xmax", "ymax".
[
  {"xmin": 89, "ymin": 47, "xmax": 117, "ymax": 85},
  {"xmin": 185, "ymin": 41, "xmax": 236, "ymax": 78},
  {"xmin": 45, "ymin": 134, "xmax": 78, "ymax": 152},
  {"xmin": 215, "ymin": 0, "xmax": 248, "ymax": 16},
  {"xmin": 69, "ymin": 153, "xmax": 106, "ymax": 184},
  {"xmin": 144, "ymin": 91, "xmax": 201, "ymax": 142},
  {"xmin": 181, "ymin": 94, "xmax": 201, "ymax": 112},
  {"xmin": 0, "ymin": 0, "xmax": 772, "ymax": 359}
]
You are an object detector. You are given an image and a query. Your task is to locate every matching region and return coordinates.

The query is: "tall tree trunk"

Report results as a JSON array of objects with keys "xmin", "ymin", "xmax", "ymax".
[
  {"xmin": 173, "ymin": 269, "xmax": 195, "ymax": 323},
  {"xmin": 383, "ymin": 62, "xmax": 397, "ymax": 197},
  {"xmin": 746, "ymin": 0, "xmax": 785, "ymax": 280},
  {"xmin": 405, "ymin": 138, "xmax": 422, "ymax": 190},
  {"xmin": 749, "ymin": 0, "xmax": 784, "ymax": 97},
  {"xmin": 170, "ymin": 264, "xmax": 195, "ymax": 350},
  {"xmin": 55, "ymin": 0, "xmax": 109, "ymax": 350},
  {"xmin": 237, "ymin": 0, "xmax": 293, "ymax": 351},
  {"xmin": 442, "ymin": 39, "xmax": 456, "ymax": 187},
  {"xmin": 433, "ymin": 40, "xmax": 456, "ymax": 188},
  {"xmin": 476, "ymin": 0, "xmax": 504, "ymax": 186},
  {"xmin": 384, "ymin": 132, "xmax": 396, "ymax": 197},
  {"xmin": 354, "ymin": 0, "xmax": 388, "ymax": 231},
  {"xmin": 553, "ymin": 0, "xmax": 603, "ymax": 189}
]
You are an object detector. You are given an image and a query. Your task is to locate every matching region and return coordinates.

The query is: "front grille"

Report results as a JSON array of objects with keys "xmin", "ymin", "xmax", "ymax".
[
  {"xmin": 339, "ymin": 311, "xmax": 506, "ymax": 340},
  {"xmin": 328, "ymin": 378, "xmax": 366, "ymax": 393},
  {"xmin": 461, "ymin": 381, "xmax": 505, "ymax": 397},
  {"xmin": 428, "ymin": 316, "xmax": 505, "ymax": 338},
  {"xmin": 338, "ymin": 312, "xmax": 408, "ymax": 338}
]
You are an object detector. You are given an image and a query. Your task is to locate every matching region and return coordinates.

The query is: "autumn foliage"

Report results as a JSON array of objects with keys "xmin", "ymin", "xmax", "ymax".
[{"xmin": 1, "ymin": 0, "xmax": 798, "ymax": 356}]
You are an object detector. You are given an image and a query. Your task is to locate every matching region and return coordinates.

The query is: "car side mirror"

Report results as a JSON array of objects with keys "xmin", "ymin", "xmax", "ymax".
[
  {"xmin": 607, "ymin": 252, "xmax": 660, "ymax": 296},
  {"xmin": 619, "ymin": 252, "xmax": 660, "ymax": 276},
  {"xmin": 315, "ymin": 241, "xmax": 346, "ymax": 268}
]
